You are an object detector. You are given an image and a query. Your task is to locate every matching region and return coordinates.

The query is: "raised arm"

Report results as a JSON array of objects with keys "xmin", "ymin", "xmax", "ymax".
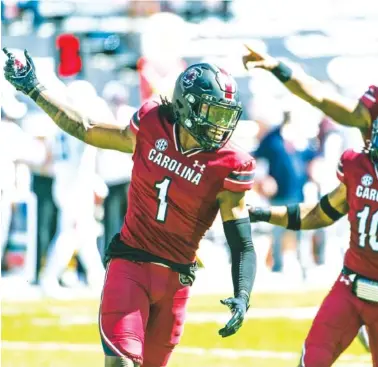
[
  {"xmin": 32, "ymin": 88, "xmax": 136, "ymax": 153},
  {"xmin": 242, "ymin": 45, "xmax": 372, "ymax": 135},
  {"xmin": 249, "ymin": 182, "xmax": 349, "ymax": 230},
  {"xmin": 3, "ymin": 48, "xmax": 136, "ymax": 153}
]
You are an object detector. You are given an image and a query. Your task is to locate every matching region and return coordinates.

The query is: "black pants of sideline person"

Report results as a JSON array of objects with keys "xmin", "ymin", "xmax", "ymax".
[
  {"xmin": 103, "ymin": 182, "xmax": 130, "ymax": 249},
  {"xmin": 32, "ymin": 174, "xmax": 58, "ymax": 284}
]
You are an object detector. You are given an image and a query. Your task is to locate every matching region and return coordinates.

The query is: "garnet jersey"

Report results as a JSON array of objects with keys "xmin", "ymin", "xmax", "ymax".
[
  {"xmin": 337, "ymin": 149, "xmax": 378, "ymax": 279},
  {"xmin": 120, "ymin": 101, "xmax": 255, "ymax": 264}
]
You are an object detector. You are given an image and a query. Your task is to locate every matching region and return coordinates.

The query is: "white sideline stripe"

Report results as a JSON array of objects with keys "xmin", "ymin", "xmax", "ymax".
[
  {"xmin": 20, "ymin": 308, "xmax": 319, "ymax": 328},
  {"xmin": 187, "ymin": 307, "xmax": 318, "ymax": 322},
  {"xmin": 1, "ymin": 341, "xmax": 371, "ymax": 363}
]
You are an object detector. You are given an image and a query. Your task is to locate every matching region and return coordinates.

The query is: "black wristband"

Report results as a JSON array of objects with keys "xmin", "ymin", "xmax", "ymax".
[
  {"xmin": 28, "ymin": 84, "xmax": 46, "ymax": 102},
  {"xmin": 320, "ymin": 195, "xmax": 344, "ymax": 221},
  {"xmin": 286, "ymin": 204, "xmax": 301, "ymax": 230},
  {"xmin": 271, "ymin": 61, "xmax": 293, "ymax": 83},
  {"xmin": 248, "ymin": 207, "xmax": 271, "ymax": 223}
]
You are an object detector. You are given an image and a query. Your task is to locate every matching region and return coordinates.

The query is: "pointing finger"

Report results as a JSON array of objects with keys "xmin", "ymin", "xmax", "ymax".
[
  {"xmin": 243, "ymin": 43, "xmax": 256, "ymax": 54},
  {"xmin": 2, "ymin": 47, "xmax": 15, "ymax": 60}
]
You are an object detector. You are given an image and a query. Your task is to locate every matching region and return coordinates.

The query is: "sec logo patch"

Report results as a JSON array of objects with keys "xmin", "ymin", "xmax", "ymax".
[
  {"xmin": 155, "ymin": 138, "xmax": 168, "ymax": 152},
  {"xmin": 361, "ymin": 174, "xmax": 373, "ymax": 187}
]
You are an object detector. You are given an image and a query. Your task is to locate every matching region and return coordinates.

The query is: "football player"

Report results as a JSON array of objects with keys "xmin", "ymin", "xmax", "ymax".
[
  {"xmin": 249, "ymin": 144, "xmax": 378, "ymax": 367},
  {"xmin": 243, "ymin": 43, "xmax": 378, "ymax": 361},
  {"xmin": 3, "ymin": 48, "xmax": 257, "ymax": 367},
  {"xmin": 248, "ymin": 142, "xmax": 378, "ymax": 366}
]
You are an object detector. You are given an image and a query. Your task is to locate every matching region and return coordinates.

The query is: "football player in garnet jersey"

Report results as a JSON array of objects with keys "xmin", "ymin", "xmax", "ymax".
[
  {"xmin": 248, "ymin": 125, "xmax": 378, "ymax": 366},
  {"xmin": 3, "ymin": 48, "xmax": 257, "ymax": 367},
  {"xmin": 243, "ymin": 43, "xmax": 378, "ymax": 360}
]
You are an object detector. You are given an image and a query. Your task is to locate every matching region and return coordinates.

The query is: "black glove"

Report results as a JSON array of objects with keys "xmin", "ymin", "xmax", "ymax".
[
  {"xmin": 3, "ymin": 48, "xmax": 40, "ymax": 94},
  {"xmin": 218, "ymin": 297, "xmax": 248, "ymax": 338}
]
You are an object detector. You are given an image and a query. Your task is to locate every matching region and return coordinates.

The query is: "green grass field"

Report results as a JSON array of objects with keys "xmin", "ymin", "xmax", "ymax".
[{"xmin": 2, "ymin": 291, "xmax": 371, "ymax": 367}]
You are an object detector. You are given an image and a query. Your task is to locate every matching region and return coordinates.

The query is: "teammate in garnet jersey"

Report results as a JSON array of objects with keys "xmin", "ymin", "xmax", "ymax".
[
  {"xmin": 248, "ymin": 143, "xmax": 378, "ymax": 365},
  {"xmin": 243, "ymin": 43, "xmax": 378, "ymax": 358},
  {"xmin": 3, "ymin": 48, "xmax": 257, "ymax": 367}
]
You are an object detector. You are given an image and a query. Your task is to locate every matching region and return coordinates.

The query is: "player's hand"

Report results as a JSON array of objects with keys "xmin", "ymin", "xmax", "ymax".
[
  {"xmin": 218, "ymin": 297, "xmax": 248, "ymax": 338},
  {"xmin": 242, "ymin": 44, "xmax": 279, "ymax": 71},
  {"xmin": 3, "ymin": 48, "xmax": 40, "ymax": 94}
]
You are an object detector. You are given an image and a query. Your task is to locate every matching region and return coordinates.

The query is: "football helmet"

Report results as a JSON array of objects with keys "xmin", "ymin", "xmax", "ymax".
[{"xmin": 172, "ymin": 63, "xmax": 242, "ymax": 151}]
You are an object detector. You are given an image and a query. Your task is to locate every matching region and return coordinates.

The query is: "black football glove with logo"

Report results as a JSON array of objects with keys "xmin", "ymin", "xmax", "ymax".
[
  {"xmin": 218, "ymin": 296, "xmax": 248, "ymax": 338},
  {"xmin": 3, "ymin": 48, "xmax": 40, "ymax": 94}
]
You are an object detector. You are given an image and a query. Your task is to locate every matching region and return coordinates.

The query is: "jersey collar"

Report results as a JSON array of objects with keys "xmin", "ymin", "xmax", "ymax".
[{"xmin": 173, "ymin": 123, "xmax": 204, "ymax": 157}]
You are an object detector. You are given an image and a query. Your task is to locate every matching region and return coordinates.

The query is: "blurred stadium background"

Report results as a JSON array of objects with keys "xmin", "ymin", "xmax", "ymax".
[{"xmin": 1, "ymin": 0, "xmax": 378, "ymax": 366}]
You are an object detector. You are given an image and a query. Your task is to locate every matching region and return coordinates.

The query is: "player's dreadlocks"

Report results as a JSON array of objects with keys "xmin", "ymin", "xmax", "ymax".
[{"xmin": 160, "ymin": 95, "xmax": 176, "ymax": 123}]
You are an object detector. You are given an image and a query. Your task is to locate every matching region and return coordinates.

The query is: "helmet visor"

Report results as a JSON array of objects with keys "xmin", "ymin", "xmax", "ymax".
[{"xmin": 199, "ymin": 103, "xmax": 240, "ymax": 129}]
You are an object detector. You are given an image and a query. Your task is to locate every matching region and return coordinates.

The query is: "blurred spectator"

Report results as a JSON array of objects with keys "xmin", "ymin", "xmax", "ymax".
[
  {"xmin": 308, "ymin": 115, "xmax": 351, "ymax": 268},
  {"xmin": 0, "ymin": 92, "xmax": 25, "ymax": 257},
  {"xmin": 17, "ymin": 0, "xmax": 44, "ymax": 29},
  {"xmin": 137, "ymin": 12, "xmax": 188, "ymax": 103},
  {"xmin": 254, "ymin": 109, "xmax": 319, "ymax": 272},
  {"xmin": 182, "ymin": 0, "xmax": 232, "ymax": 21},
  {"xmin": 39, "ymin": 80, "xmax": 106, "ymax": 296},
  {"xmin": 1, "ymin": 93, "xmax": 48, "ymax": 277},
  {"xmin": 97, "ymin": 81, "xmax": 135, "ymax": 255},
  {"xmin": 127, "ymin": 0, "xmax": 161, "ymax": 17},
  {"xmin": 1, "ymin": 1, "xmax": 6, "ymax": 23},
  {"xmin": 21, "ymin": 111, "xmax": 59, "ymax": 284},
  {"xmin": 1, "ymin": 0, "xmax": 19, "ymax": 26},
  {"xmin": 310, "ymin": 117, "xmax": 343, "ymax": 265},
  {"xmin": 0, "ymin": 114, "xmax": 19, "ymax": 261}
]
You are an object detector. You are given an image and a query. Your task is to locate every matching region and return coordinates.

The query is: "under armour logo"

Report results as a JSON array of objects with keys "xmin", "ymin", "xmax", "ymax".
[
  {"xmin": 193, "ymin": 160, "xmax": 206, "ymax": 173},
  {"xmin": 340, "ymin": 275, "xmax": 351, "ymax": 286}
]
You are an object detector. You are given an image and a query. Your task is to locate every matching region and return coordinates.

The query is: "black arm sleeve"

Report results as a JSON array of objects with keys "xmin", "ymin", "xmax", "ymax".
[
  {"xmin": 286, "ymin": 204, "xmax": 301, "ymax": 230},
  {"xmin": 223, "ymin": 217, "xmax": 256, "ymax": 305},
  {"xmin": 319, "ymin": 194, "xmax": 345, "ymax": 221}
]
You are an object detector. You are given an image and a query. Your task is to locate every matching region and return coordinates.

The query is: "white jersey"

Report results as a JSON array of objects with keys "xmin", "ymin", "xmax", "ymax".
[
  {"xmin": 52, "ymin": 131, "xmax": 91, "ymax": 180},
  {"xmin": 52, "ymin": 131, "xmax": 97, "ymax": 214}
]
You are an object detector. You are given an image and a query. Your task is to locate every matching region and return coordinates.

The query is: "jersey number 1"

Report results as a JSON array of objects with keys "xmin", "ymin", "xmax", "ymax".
[
  {"xmin": 154, "ymin": 177, "xmax": 172, "ymax": 222},
  {"xmin": 357, "ymin": 205, "xmax": 378, "ymax": 251}
]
